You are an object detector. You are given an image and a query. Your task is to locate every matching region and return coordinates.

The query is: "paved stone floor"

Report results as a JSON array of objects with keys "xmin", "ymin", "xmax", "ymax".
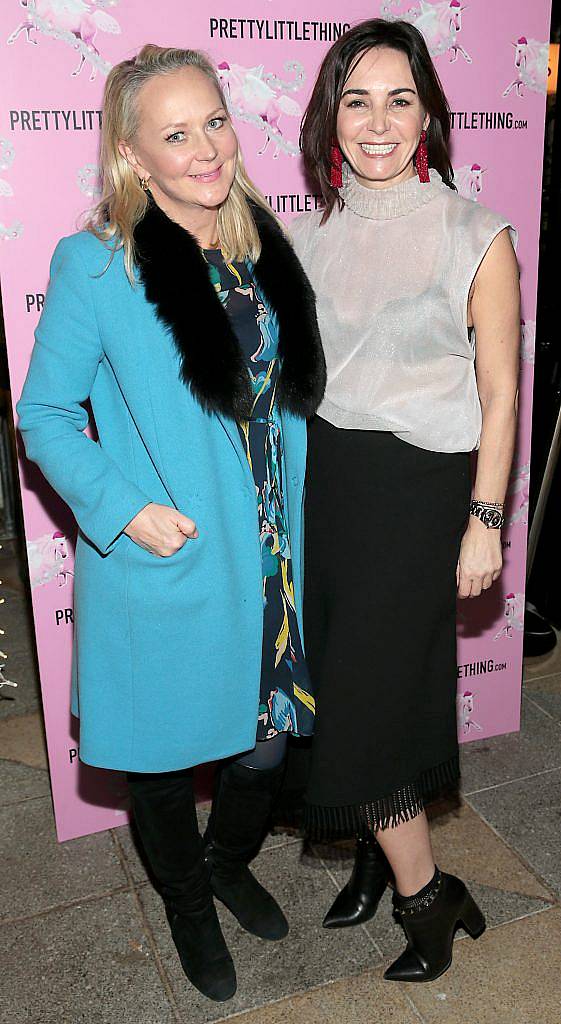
[{"xmin": 1, "ymin": 538, "xmax": 561, "ymax": 1023}]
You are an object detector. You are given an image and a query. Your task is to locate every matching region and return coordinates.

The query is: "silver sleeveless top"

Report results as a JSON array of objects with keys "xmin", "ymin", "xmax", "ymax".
[{"xmin": 291, "ymin": 168, "xmax": 516, "ymax": 453}]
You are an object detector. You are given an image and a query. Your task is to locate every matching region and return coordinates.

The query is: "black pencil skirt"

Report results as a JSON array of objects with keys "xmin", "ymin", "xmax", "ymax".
[{"xmin": 303, "ymin": 416, "xmax": 471, "ymax": 837}]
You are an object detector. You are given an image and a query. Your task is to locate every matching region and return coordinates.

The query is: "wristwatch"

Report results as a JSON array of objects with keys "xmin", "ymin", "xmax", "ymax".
[{"xmin": 469, "ymin": 500, "xmax": 505, "ymax": 530}]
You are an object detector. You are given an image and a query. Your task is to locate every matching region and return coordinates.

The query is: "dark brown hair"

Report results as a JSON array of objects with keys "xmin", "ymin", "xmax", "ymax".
[{"xmin": 300, "ymin": 18, "xmax": 455, "ymax": 221}]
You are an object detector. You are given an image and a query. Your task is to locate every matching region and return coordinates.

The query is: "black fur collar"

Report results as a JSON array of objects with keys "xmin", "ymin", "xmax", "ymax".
[{"xmin": 134, "ymin": 199, "xmax": 325, "ymax": 420}]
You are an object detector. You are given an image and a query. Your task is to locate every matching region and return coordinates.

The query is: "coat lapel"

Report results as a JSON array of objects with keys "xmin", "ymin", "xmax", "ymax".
[{"xmin": 134, "ymin": 200, "xmax": 325, "ymax": 422}]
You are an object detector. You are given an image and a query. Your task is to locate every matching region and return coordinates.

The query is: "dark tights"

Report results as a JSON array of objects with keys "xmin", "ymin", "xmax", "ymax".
[{"xmin": 235, "ymin": 732, "xmax": 288, "ymax": 770}]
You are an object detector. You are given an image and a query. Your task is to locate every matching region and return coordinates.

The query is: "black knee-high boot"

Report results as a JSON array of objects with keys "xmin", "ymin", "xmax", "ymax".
[
  {"xmin": 127, "ymin": 768, "xmax": 236, "ymax": 1002},
  {"xmin": 204, "ymin": 761, "xmax": 289, "ymax": 941},
  {"xmin": 323, "ymin": 834, "xmax": 391, "ymax": 929},
  {"xmin": 384, "ymin": 867, "xmax": 486, "ymax": 982}
]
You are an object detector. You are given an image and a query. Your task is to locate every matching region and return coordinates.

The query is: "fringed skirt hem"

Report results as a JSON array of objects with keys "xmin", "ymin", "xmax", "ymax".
[{"xmin": 303, "ymin": 755, "xmax": 460, "ymax": 839}]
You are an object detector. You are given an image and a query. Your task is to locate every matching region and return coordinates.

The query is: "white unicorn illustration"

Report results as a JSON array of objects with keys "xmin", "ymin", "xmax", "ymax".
[
  {"xmin": 0, "ymin": 138, "xmax": 23, "ymax": 241},
  {"xmin": 217, "ymin": 61, "xmax": 303, "ymax": 158},
  {"xmin": 506, "ymin": 459, "xmax": 530, "ymax": 528},
  {"xmin": 494, "ymin": 592, "xmax": 524, "ymax": 641},
  {"xmin": 77, "ymin": 163, "xmax": 102, "ymax": 198},
  {"xmin": 27, "ymin": 531, "xmax": 74, "ymax": 588},
  {"xmin": 0, "ymin": 139, "xmax": 14, "ymax": 199},
  {"xmin": 503, "ymin": 37, "xmax": 549, "ymax": 98},
  {"xmin": 457, "ymin": 691, "xmax": 483, "ymax": 734},
  {"xmin": 520, "ymin": 318, "xmax": 536, "ymax": 365},
  {"xmin": 453, "ymin": 163, "xmax": 484, "ymax": 201},
  {"xmin": 7, "ymin": 0, "xmax": 121, "ymax": 81},
  {"xmin": 380, "ymin": 0, "xmax": 472, "ymax": 63}
]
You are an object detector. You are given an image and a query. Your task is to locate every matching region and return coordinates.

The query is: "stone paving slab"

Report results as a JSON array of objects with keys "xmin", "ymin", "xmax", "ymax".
[
  {"xmin": 460, "ymin": 698, "xmax": 561, "ymax": 795},
  {"xmin": 0, "ymin": 710, "xmax": 48, "ymax": 769},
  {"xmin": 523, "ymin": 638, "xmax": 561, "ymax": 682},
  {"xmin": 0, "ymin": 891, "xmax": 175, "ymax": 1024},
  {"xmin": 525, "ymin": 688, "xmax": 561, "ymax": 724},
  {"xmin": 0, "ymin": 798, "xmax": 129, "ymax": 921},
  {"xmin": 226, "ymin": 968, "xmax": 420, "ymax": 1024},
  {"xmin": 0, "ymin": 757, "xmax": 50, "ymax": 806},
  {"xmin": 467, "ymin": 768, "xmax": 561, "ymax": 897}
]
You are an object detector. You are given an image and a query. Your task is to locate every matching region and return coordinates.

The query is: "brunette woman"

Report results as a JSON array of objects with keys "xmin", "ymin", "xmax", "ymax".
[
  {"xmin": 17, "ymin": 46, "xmax": 324, "ymax": 1002},
  {"xmin": 291, "ymin": 19, "xmax": 519, "ymax": 982}
]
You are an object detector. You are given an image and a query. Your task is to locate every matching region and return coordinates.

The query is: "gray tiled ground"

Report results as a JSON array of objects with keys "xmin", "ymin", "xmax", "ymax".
[
  {"xmin": 138, "ymin": 840, "xmax": 379, "ymax": 1024},
  {"xmin": 0, "ymin": 798, "xmax": 128, "ymax": 921},
  {"xmin": 526, "ymin": 690, "xmax": 561, "ymax": 725},
  {"xmin": 0, "ymin": 891, "xmax": 174, "ymax": 1024},
  {"xmin": 460, "ymin": 697, "xmax": 561, "ymax": 795},
  {"xmin": 467, "ymin": 768, "xmax": 561, "ymax": 898},
  {"xmin": 0, "ymin": 758, "xmax": 50, "ymax": 805}
]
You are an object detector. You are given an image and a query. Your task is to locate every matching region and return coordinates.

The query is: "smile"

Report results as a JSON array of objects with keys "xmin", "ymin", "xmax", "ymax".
[
  {"xmin": 190, "ymin": 166, "xmax": 223, "ymax": 183},
  {"xmin": 360, "ymin": 143, "xmax": 398, "ymax": 156}
]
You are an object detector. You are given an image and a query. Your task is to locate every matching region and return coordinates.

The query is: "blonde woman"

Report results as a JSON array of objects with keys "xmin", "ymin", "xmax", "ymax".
[{"xmin": 17, "ymin": 46, "xmax": 325, "ymax": 1002}]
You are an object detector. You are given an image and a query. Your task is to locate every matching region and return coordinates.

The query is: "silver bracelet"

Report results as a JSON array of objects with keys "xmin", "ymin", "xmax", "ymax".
[{"xmin": 469, "ymin": 499, "xmax": 505, "ymax": 530}]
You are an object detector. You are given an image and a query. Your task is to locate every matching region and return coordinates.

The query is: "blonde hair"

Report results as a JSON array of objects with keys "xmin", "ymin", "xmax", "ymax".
[{"xmin": 87, "ymin": 44, "xmax": 276, "ymax": 281}]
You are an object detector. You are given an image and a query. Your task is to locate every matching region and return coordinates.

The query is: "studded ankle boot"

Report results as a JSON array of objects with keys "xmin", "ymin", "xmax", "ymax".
[{"xmin": 384, "ymin": 867, "xmax": 486, "ymax": 983}]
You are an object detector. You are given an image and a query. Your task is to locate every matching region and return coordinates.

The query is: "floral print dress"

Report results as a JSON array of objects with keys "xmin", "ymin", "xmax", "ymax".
[{"xmin": 204, "ymin": 248, "xmax": 314, "ymax": 742}]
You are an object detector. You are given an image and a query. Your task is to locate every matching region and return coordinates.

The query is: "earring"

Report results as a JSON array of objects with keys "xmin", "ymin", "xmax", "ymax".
[
  {"xmin": 415, "ymin": 130, "xmax": 430, "ymax": 183},
  {"xmin": 139, "ymin": 176, "xmax": 151, "ymax": 192},
  {"xmin": 330, "ymin": 142, "xmax": 343, "ymax": 189}
]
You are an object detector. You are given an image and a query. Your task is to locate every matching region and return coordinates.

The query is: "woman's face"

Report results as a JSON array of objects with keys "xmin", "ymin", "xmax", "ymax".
[
  {"xmin": 120, "ymin": 67, "xmax": 238, "ymax": 216},
  {"xmin": 336, "ymin": 47, "xmax": 429, "ymax": 190}
]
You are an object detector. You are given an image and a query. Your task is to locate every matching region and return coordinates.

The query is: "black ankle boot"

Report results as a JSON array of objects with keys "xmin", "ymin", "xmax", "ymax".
[
  {"xmin": 323, "ymin": 835, "xmax": 390, "ymax": 929},
  {"xmin": 384, "ymin": 868, "xmax": 486, "ymax": 983},
  {"xmin": 204, "ymin": 761, "xmax": 289, "ymax": 941},
  {"xmin": 127, "ymin": 769, "xmax": 236, "ymax": 1002}
]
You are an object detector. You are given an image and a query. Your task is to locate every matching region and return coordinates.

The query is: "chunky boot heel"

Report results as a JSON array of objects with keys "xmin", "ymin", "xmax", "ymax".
[
  {"xmin": 458, "ymin": 893, "xmax": 486, "ymax": 939},
  {"xmin": 384, "ymin": 868, "xmax": 486, "ymax": 983},
  {"xmin": 323, "ymin": 835, "xmax": 390, "ymax": 929},
  {"xmin": 205, "ymin": 762, "xmax": 289, "ymax": 941}
]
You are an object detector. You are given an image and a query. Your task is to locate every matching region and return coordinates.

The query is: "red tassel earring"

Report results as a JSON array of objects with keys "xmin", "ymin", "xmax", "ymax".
[
  {"xmin": 330, "ymin": 141, "xmax": 343, "ymax": 189},
  {"xmin": 415, "ymin": 129, "xmax": 430, "ymax": 183}
]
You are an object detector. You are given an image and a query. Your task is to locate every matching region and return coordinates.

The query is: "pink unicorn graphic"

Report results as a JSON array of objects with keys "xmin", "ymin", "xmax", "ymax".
[
  {"xmin": 380, "ymin": 0, "xmax": 472, "ymax": 63},
  {"xmin": 503, "ymin": 37, "xmax": 549, "ymax": 98},
  {"xmin": 7, "ymin": 0, "xmax": 121, "ymax": 81},
  {"xmin": 27, "ymin": 530, "xmax": 74, "ymax": 588},
  {"xmin": 217, "ymin": 61, "xmax": 303, "ymax": 158},
  {"xmin": 520, "ymin": 318, "xmax": 536, "ymax": 365},
  {"xmin": 494, "ymin": 592, "xmax": 524, "ymax": 641},
  {"xmin": 506, "ymin": 459, "xmax": 530, "ymax": 528},
  {"xmin": 453, "ymin": 163, "xmax": 484, "ymax": 201},
  {"xmin": 457, "ymin": 691, "xmax": 483, "ymax": 735},
  {"xmin": 0, "ymin": 138, "xmax": 23, "ymax": 241}
]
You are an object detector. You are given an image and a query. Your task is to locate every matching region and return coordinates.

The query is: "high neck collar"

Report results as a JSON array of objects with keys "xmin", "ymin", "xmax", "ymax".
[{"xmin": 340, "ymin": 164, "xmax": 446, "ymax": 221}]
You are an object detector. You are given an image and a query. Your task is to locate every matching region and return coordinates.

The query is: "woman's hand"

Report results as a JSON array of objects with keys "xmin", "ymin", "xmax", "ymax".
[
  {"xmin": 457, "ymin": 518, "xmax": 502, "ymax": 599},
  {"xmin": 124, "ymin": 503, "xmax": 199, "ymax": 557}
]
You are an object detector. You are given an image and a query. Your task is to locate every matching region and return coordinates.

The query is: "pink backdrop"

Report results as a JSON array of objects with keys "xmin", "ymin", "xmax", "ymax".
[{"xmin": 0, "ymin": 0, "xmax": 551, "ymax": 841}]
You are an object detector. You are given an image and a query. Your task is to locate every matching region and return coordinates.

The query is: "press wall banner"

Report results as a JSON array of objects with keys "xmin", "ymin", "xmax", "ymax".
[{"xmin": 0, "ymin": 0, "xmax": 552, "ymax": 839}]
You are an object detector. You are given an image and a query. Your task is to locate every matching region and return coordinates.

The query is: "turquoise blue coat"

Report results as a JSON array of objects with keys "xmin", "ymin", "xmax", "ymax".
[{"xmin": 17, "ymin": 203, "xmax": 325, "ymax": 772}]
